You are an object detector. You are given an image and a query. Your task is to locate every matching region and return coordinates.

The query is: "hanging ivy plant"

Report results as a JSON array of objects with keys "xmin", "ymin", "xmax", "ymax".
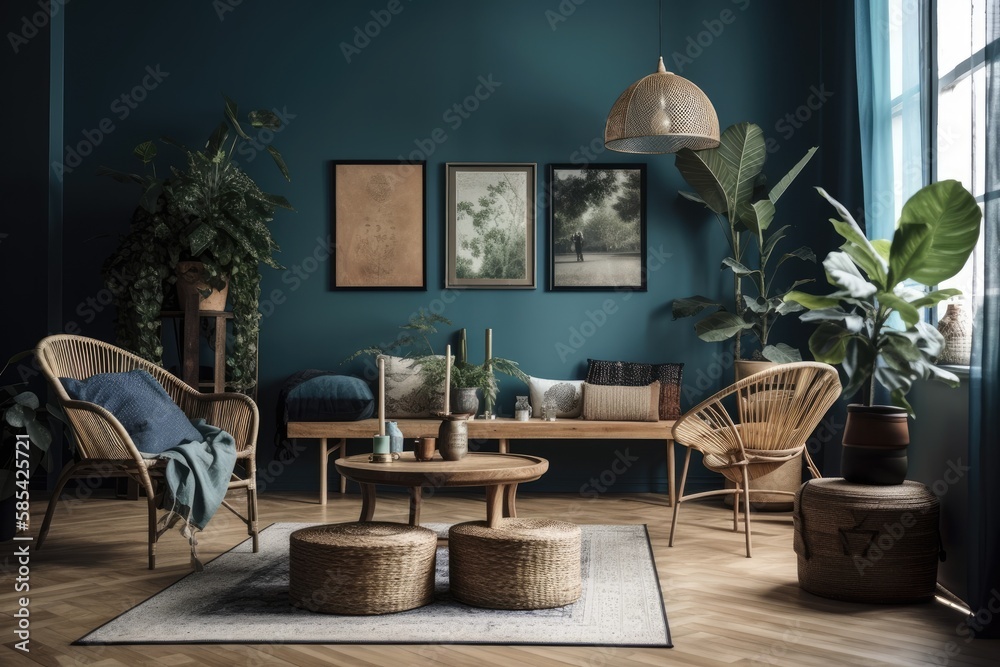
[{"xmin": 101, "ymin": 96, "xmax": 293, "ymax": 391}]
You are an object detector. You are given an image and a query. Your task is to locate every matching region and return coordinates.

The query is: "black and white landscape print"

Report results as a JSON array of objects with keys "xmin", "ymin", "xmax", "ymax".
[
  {"xmin": 446, "ymin": 163, "xmax": 536, "ymax": 289},
  {"xmin": 549, "ymin": 164, "xmax": 647, "ymax": 290}
]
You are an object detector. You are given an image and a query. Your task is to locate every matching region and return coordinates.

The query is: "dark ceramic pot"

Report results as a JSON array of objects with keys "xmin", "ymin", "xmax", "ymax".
[
  {"xmin": 450, "ymin": 387, "xmax": 480, "ymax": 417},
  {"xmin": 841, "ymin": 404, "xmax": 909, "ymax": 485}
]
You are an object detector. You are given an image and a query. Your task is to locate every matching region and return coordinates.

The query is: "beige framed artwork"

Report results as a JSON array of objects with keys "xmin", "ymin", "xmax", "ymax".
[{"xmin": 331, "ymin": 160, "xmax": 426, "ymax": 290}]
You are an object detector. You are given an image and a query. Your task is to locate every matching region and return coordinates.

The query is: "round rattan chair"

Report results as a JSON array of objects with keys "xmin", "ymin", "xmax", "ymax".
[
  {"xmin": 670, "ymin": 362, "xmax": 841, "ymax": 557},
  {"xmin": 34, "ymin": 334, "xmax": 260, "ymax": 569}
]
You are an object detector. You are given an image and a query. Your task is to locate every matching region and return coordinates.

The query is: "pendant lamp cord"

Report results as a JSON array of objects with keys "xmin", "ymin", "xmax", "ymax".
[{"xmin": 658, "ymin": 0, "xmax": 662, "ymax": 57}]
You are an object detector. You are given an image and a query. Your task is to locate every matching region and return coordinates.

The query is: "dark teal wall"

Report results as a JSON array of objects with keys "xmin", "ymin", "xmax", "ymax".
[{"xmin": 54, "ymin": 0, "xmax": 832, "ymax": 493}]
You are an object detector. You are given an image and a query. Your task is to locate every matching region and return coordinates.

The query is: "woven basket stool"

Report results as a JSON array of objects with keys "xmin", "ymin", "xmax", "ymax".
[
  {"xmin": 289, "ymin": 522, "xmax": 437, "ymax": 615},
  {"xmin": 449, "ymin": 518, "xmax": 581, "ymax": 610},
  {"xmin": 794, "ymin": 478, "xmax": 940, "ymax": 603}
]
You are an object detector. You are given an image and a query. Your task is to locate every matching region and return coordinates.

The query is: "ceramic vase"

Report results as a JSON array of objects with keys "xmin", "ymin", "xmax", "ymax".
[
  {"xmin": 937, "ymin": 303, "xmax": 972, "ymax": 365},
  {"xmin": 386, "ymin": 421, "xmax": 404, "ymax": 456},
  {"xmin": 451, "ymin": 387, "xmax": 480, "ymax": 416},
  {"xmin": 437, "ymin": 416, "xmax": 469, "ymax": 461}
]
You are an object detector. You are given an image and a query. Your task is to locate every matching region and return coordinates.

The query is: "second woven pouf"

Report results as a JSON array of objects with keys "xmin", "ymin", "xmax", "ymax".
[
  {"xmin": 289, "ymin": 522, "xmax": 437, "ymax": 615},
  {"xmin": 449, "ymin": 518, "xmax": 582, "ymax": 610},
  {"xmin": 794, "ymin": 479, "xmax": 940, "ymax": 603}
]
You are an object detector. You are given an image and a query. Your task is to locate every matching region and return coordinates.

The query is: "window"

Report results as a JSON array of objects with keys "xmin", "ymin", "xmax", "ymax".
[{"xmin": 889, "ymin": 0, "xmax": 992, "ymax": 324}]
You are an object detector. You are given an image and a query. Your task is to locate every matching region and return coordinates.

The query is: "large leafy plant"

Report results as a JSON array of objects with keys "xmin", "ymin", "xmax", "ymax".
[
  {"xmin": 785, "ymin": 180, "xmax": 982, "ymax": 414},
  {"xmin": 101, "ymin": 96, "xmax": 292, "ymax": 391},
  {"xmin": 672, "ymin": 122, "xmax": 818, "ymax": 362}
]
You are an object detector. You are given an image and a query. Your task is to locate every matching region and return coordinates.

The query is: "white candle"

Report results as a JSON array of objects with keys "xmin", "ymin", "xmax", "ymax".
[
  {"xmin": 378, "ymin": 356, "xmax": 386, "ymax": 436},
  {"xmin": 444, "ymin": 344, "xmax": 452, "ymax": 415},
  {"xmin": 485, "ymin": 328, "xmax": 492, "ymax": 362}
]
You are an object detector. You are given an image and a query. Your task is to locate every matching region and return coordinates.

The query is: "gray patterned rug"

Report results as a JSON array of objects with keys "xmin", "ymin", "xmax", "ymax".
[{"xmin": 77, "ymin": 523, "xmax": 670, "ymax": 647}]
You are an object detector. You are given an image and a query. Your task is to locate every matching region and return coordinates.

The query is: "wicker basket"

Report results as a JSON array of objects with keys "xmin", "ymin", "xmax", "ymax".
[
  {"xmin": 794, "ymin": 479, "xmax": 940, "ymax": 603},
  {"xmin": 289, "ymin": 522, "xmax": 437, "ymax": 615},
  {"xmin": 449, "ymin": 518, "xmax": 582, "ymax": 610}
]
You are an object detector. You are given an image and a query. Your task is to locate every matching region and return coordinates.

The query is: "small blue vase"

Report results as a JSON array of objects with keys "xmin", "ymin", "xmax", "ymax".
[{"xmin": 386, "ymin": 421, "xmax": 404, "ymax": 454}]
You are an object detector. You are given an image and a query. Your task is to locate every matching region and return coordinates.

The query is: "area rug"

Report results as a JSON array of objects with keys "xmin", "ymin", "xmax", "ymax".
[{"xmin": 77, "ymin": 523, "xmax": 670, "ymax": 647}]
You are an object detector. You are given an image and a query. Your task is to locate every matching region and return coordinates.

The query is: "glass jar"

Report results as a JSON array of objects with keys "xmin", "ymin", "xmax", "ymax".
[{"xmin": 542, "ymin": 396, "xmax": 557, "ymax": 421}]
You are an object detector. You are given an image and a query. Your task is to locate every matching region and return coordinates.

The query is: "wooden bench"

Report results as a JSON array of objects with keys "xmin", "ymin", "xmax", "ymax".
[{"xmin": 286, "ymin": 417, "xmax": 677, "ymax": 507}]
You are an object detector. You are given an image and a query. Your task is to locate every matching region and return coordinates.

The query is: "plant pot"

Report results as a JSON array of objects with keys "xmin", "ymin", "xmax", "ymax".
[
  {"xmin": 724, "ymin": 454, "xmax": 801, "ymax": 511},
  {"xmin": 735, "ymin": 360, "xmax": 774, "ymax": 382},
  {"xmin": 841, "ymin": 404, "xmax": 909, "ymax": 485},
  {"xmin": 451, "ymin": 387, "xmax": 481, "ymax": 416},
  {"xmin": 176, "ymin": 261, "xmax": 228, "ymax": 311}
]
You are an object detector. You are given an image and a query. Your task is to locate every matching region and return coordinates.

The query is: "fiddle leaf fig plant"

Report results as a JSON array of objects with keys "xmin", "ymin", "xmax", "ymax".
[
  {"xmin": 672, "ymin": 122, "xmax": 818, "ymax": 362},
  {"xmin": 101, "ymin": 96, "xmax": 293, "ymax": 390},
  {"xmin": 784, "ymin": 180, "xmax": 982, "ymax": 415}
]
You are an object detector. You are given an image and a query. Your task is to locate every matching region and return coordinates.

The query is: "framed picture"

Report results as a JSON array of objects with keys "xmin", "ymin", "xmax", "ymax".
[
  {"xmin": 548, "ymin": 163, "xmax": 647, "ymax": 291},
  {"xmin": 445, "ymin": 162, "xmax": 536, "ymax": 289},
  {"xmin": 330, "ymin": 160, "xmax": 426, "ymax": 290}
]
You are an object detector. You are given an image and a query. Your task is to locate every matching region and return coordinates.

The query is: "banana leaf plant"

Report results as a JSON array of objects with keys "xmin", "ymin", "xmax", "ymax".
[
  {"xmin": 784, "ymin": 180, "xmax": 982, "ymax": 415},
  {"xmin": 672, "ymin": 122, "xmax": 818, "ymax": 362}
]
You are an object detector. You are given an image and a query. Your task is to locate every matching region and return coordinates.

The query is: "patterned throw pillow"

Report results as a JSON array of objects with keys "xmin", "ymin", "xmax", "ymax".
[
  {"xmin": 527, "ymin": 377, "xmax": 585, "ymax": 418},
  {"xmin": 379, "ymin": 355, "xmax": 447, "ymax": 418},
  {"xmin": 585, "ymin": 359, "xmax": 683, "ymax": 420},
  {"xmin": 581, "ymin": 382, "xmax": 661, "ymax": 421}
]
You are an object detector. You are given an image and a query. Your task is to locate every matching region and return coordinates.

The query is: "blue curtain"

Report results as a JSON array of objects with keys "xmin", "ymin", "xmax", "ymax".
[
  {"xmin": 855, "ymin": 0, "xmax": 896, "ymax": 240},
  {"xmin": 856, "ymin": 0, "xmax": 929, "ymax": 239},
  {"xmin": 968, "ymin": 0, "xmax": 1000, "ymax": 639}
]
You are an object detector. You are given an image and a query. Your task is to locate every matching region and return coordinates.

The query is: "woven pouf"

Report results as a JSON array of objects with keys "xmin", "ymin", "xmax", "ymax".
[
  {"xmin": 449, "ymin": 518, "xmax": 581, "ymax": 610},
  {"xmin": 794, "ymin": 479, "xmax": 940, "ymax": 603},
  {"xmin": 289, "ymin": 522, "xmax": 437, "ymax": 615}
]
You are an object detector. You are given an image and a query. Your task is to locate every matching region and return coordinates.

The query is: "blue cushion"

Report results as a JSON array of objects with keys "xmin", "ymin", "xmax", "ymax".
[
  {"xmin": 285, "ymin": 375, "xmax": 375, "ymax": 422},
  {"xmin": 60, "ymin": 369, "xmax": 203, "ymax": 454}
]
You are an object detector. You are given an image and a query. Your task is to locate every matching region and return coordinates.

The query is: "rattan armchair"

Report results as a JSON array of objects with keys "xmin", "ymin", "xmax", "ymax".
[
  {"xmin": 670, "ymin": 362, "xmax": 841, "ymax": 557},
  {"xmin": 34, "ymin": 334, "xmax": 259, "ymax": 568}
]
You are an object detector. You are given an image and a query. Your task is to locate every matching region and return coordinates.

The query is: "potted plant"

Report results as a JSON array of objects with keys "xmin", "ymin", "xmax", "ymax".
[
  {"xmin": 447, "ymin": 328, "xmax": 528, "ymax": 417},
  {"xmin": 1, "ymin": 352, "xmax": 53, "ymax": 540},
  {"xmin": 672, "ymin": 122, "xmax": 818, "ymax": 376},
  {"xmin": 101, "ymin": 96, "xmax": 292, "ymax": 391},
  {"xmin": 344, "ymin": 309, "xmax": 453, "ymax": 410},
  {"xmin": 785, "ymin": 180, "xmax": 982, "ymax": 484},
  {"xmin": 347, "ymin": 318, "xmax": 528, "ymax": 418}
]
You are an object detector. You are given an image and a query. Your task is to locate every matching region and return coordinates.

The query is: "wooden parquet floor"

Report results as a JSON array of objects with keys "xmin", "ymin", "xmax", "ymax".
[{"xmin": 2, "ymin": 490, "xmax": 999, "ymax": 666}]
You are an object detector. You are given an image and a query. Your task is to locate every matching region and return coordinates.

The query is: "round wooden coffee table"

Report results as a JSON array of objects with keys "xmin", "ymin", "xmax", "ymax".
[{"xmin": 335, "ymin": 452, "xmax": 549, "ymax": 527}]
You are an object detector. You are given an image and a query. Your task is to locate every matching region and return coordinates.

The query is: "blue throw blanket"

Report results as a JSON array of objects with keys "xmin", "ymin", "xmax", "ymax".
[{"xmin": 147, "ymin": 419, "xmax": 237, "ymax": 568}]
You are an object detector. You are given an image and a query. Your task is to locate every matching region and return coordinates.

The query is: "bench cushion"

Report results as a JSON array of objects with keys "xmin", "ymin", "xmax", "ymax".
[
  {"xmin": 582, "ymin": 381, "xmax": 660, "ymax": 422},
  {"xmin": 381, "ymin": 354, "xmax": 447, "ymax": 418},
  {"xmin": 528, "ymin": 377, "xmax": 584, "ymax": 418},
  {"xmin": 286, "ymin": 374, "xmax": 375, "ymax": 422},
  {"xmin": 585, "ymin": 359, "xmax": 683, "ymax": 419}
]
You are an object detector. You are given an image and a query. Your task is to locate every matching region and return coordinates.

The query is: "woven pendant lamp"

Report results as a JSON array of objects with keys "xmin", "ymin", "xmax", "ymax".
[
  {"xmin": 604, "ymin": 57, "xmax": 721, "ymax": 154},
  {"xmin": 604, "ymin": 3, "xmax": 720, "ymax": 154}
]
